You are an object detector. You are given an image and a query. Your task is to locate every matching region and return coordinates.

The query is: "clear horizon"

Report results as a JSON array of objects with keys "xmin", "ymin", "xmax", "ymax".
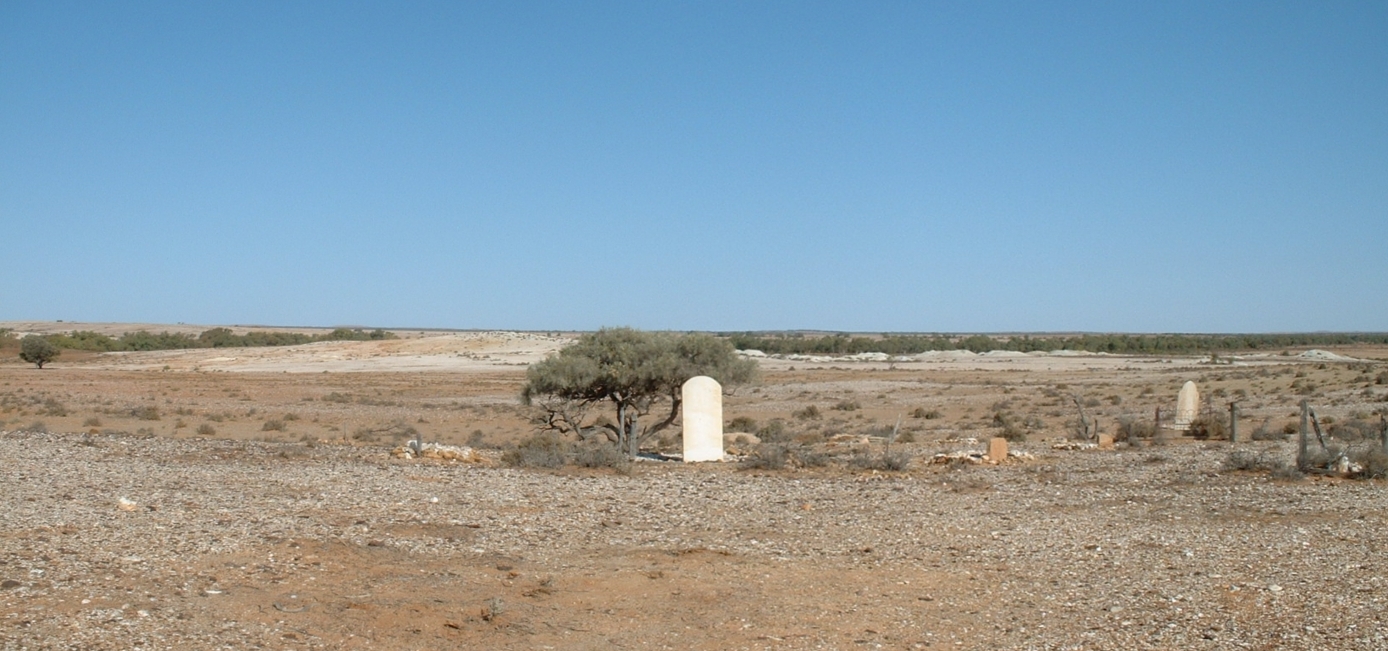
[{"xmin": 3, "ymin": 2, "xmax": 1385, "ymax": 333}]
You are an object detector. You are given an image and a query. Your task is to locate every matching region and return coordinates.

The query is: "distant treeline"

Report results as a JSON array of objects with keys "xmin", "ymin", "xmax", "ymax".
[
  {"xmin": 36, "ymin": 327, "xmax": 395, "ymax": 352},
  {"xmin": 726, "ymin": 332, "xmax": 1388, "ymax": 356}
]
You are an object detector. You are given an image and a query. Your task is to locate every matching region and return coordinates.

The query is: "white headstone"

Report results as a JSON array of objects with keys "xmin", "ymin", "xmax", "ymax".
[
  {"xmin": 1175, "ymin": 381, "xmax": 1199, "ymax": 429},
  {"xmin": 682, "ymin": 376, "xmax": 723, "ymax": 462}
]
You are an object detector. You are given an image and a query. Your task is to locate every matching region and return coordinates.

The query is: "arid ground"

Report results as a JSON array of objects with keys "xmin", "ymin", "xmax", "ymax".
[{"xmin": 3, "ymin": 323, "xmax": 1388, "ymax": 649}]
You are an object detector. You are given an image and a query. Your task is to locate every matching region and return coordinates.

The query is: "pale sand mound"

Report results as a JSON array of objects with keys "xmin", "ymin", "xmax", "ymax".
[{"xmin": 76, "ymin": 332, "xmax": 573, "ymax": 373}]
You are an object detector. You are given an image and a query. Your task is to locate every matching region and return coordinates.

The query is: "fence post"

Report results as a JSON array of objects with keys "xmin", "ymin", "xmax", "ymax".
[
  {"xmin": 1297, "ymin": 399, "xmax": 1309, "ymax": 470},
  {"xmin": 1228, "ymin": 402, "xmax": 1239, "ymax": 442},
  {"xmin": 1380, "ymin": 413, "xmax": 1387, "ymax": 455}
]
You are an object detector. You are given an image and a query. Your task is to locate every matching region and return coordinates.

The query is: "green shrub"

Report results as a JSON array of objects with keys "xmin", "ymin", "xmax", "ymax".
[{"xmin": 18, "ymin": 336, "xmax": 60, "ymax": 368}]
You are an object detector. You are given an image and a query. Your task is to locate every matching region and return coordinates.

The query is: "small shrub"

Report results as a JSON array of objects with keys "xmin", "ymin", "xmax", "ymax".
[
  {"xmin": 740, "ymin": 444, "xmax": 788, "ymax": 470},
  {"xmin": 793, "ymin": 447, "xmax": 831, "ymax": 467},
  {"xmin": 756, "ymin": 419, "xmax": 791, "ymax": 442},
  {"xmin": 792, "ymin": 406, "xmax": 821, "ymax": 420},
  {"xmin": 1116, "ymin": 416, "xmax": 1156, "ymax": 443},
  {"xmin": 131, "ymin": 406, "xmax": 161, "ymax": 421},
  {"xmin": 1223, "ymin": 450, "xmax": 1291, "ymax": 473},
  {"xmin": 41, "ymin": 399, "xmax": 67, "ymax": 416},
  {"xmin": 574, "ymin": 442, "xmax": 630, "ymax": 472},
  {"xmin": 82, "ymin": 416, "xmax": 102, "ymax": 427},
  {"xmin": 1251, "ymin": 422, "xmax": 1289, "ymax": 441},
  {"xmin": 1300, "ymin": 444, "xmax": 1346, "ymax": 471},
  {"xmin": 1350, "ymin": 445, "xmax": 1388, "ymax": 479},
  {"xmin": 849, "ymin": 449, "xmax": 911, "ymax": 472},
  {"xmin": 24, "ymin": 421, "xmax": 48, "ymax": 433},
  {"xmin": 728, "ymin": 416, "xmax": 759, "ymax": 431},
  {"xmin": 911, "ymin": 407, "xmax": 943, "ymax": 419},
  {"xmin": 467, "ymin": 429, "xmax": 487, "ymax": 447},
  {"xmin": 262, "ymin": 419, "xmax": 287, "ymax": 432},
  {"xmin": 832, "ymin": 400, "xmax": 860, "ymax": 412},
  {"xmin": 283, "ymin": 413, "xmax": 300, "ymax": 422},
  {"xmin": 196, "ymin": 423, "xmax": 216, "ymax": 436},
  {"xmin": 502, "ymin": 432, "xmax": 568, "ymax": 468},
  {"xmin": 1187, "ymin": 416, "xmax": 1228, "ymax": 441},
  {"xmin": 992, "ymin": 411, "xmax": 1027, "ymax": 442}
]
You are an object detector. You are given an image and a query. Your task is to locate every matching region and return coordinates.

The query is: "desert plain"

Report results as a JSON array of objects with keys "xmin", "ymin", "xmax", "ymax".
[{"xmin": 3, "ymin": 322, "xmax": 1388, "ymax": 650}]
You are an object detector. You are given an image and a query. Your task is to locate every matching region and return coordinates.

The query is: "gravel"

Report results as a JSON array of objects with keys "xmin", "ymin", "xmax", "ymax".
[{"xmin": 4, "ymin": 428, "xmax": 1387, "ymax": 650}]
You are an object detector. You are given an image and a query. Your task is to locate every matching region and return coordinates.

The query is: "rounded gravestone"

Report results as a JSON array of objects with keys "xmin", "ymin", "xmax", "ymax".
[
  {"xmin": 682, "ymin": 376, "xmax": 724, "ymax": 462},
  {"xmin": 1175, "ymin": 381, "xmax": 1200, "ymax": 429}
]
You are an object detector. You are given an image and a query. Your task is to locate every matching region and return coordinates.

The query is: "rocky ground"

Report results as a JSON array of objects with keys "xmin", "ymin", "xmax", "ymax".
[
  {"xmin": 3, "ymin": 330, "xmax": 1387, "ymax": 649},
  {"xmin": 4, "ymin": 427, "xmax": 1387, "ymax": 650}
]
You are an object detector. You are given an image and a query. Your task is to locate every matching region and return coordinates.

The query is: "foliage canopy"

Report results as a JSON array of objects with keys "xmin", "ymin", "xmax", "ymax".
[
  {"xmin": 19, "ymin": 335, "xmax": 60, "ymax": 368},
  {"xmin": 522, "ymin": 328, "xmax": 757, "ymax": 457}
]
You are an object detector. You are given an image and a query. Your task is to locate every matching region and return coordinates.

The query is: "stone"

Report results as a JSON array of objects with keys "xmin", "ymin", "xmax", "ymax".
[
  {"xmin": 1098, "ymin": 433, "xmax": 1115, "ymax": 450},
  {"xmin": 987, "ymin": 437, "xmax": 1008, "ymax": 462},
  {"xmin": 1175, "ymin": 381, "xmax": 1200, "ymax": 429},
  {"xmin": 682, "ymin": 376, "xmax": 724, "ymax": 462}
]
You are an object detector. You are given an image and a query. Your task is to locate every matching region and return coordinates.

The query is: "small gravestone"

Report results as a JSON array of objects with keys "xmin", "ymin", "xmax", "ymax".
[
  {"xmin": 682, "ymin": 376, "xmax": 723, "ymax": 462},
  {"xmin": 1175, "ymin": 381, "xmax": 1200, "ymax": 430},
  {"xmin": 987, "ymin": 437, "xmax": 1008, "ymax": 463}
]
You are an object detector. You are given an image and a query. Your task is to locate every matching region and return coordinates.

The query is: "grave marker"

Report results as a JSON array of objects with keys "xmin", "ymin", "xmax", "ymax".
[
  {"xmin": 1175, "ymin": 381, "xmax": 1200, "ymax": 430},
  {"xmin": 681, "ymin": 376, "xmax": 724, "ymax": 462}
]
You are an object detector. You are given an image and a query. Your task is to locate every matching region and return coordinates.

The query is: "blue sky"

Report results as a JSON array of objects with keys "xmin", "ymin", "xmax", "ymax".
[{"xmin": 2, "ymin": 2, "xmax": 1385, "ymax": 333}]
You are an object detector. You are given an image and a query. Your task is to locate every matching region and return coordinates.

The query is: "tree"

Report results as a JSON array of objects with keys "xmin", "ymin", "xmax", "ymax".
[
  {"xmin": 19, "ymin": 335, "xmax": 60, "ymax": 369},
  {"xmin": 521, "ymin": 328, "xmax": 757, "ymax": 457}
]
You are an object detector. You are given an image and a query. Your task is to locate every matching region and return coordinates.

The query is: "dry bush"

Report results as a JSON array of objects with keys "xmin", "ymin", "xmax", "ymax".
[
  {"xmin": 740, "ymin": 444, "xmax": 788, "ymax": 470},
  {"xmin": 849, "ymin": 448, "xmax": 911, "ymax": 472},
  {"xmin": 832, "ymin": 400, "xmax": 860, "ymax": 412},
  {"xmin": 573, "ymin": 442, "xmax": 630, "ymax": 472},
  {"xmin": 1251, "ymin": 421, "xmax": 1290, "ymax": 441},
  {"xmin": 502, "ymin": 432, "xmax": 567, "ymax": 468},
  {"xmin": 1116, "ymin": 416, "xmax": 1156, "ymax": 443},
  {"xmin": 911, "ymin": 407, "xmax": 943, "ymax": 419},
  {"xmin": 1187, "ymin": 416, "xmax": 1228, "ymax": 441},
  {"xmin": 1350, "ymin": 445, "xmax": 1388, "ymax": 479},
  {"xmin": 1223, "ymin": 450, "xmax": 1293, "ymax": 474},
  {"xmin": 262, "ymin": 419, "xmax": 287, "ymax": 432},
  {"xmin": 196, "ymin": 423, "xmax": 216, "ymax": 436},
  {"xmin": 727, "ymin": 416, "xmax": 759, "ymax": 431},
  {"xmin": 131, "ymin": 406, "xmax": 161, "ymax": 421},
  {"xmin": 791, "ymin": 406, "xmax": 821, "ymax": 420}
]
